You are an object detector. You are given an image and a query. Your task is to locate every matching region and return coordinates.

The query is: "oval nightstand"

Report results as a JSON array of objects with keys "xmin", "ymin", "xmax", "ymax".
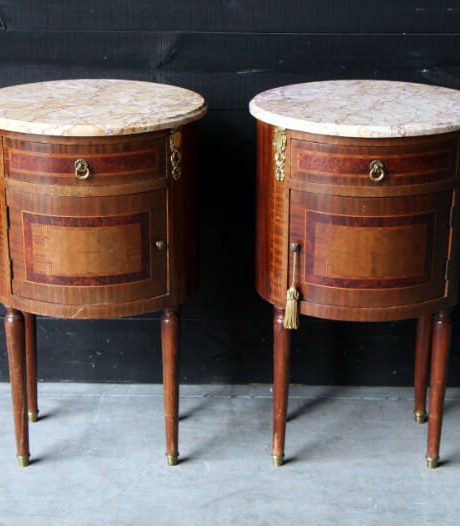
[
  {"xmin": 250, "ymin": 80, "xmax": 460, "ymax": 468},
  {"xmin": 0, "ymin": 79, "xmax": 207, "ymax": 466}
]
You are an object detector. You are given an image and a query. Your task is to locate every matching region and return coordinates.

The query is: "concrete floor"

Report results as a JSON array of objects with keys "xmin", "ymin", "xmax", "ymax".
[{"xmin": 0, "ymin": 384, "xmax": 459, "ymax": 526}]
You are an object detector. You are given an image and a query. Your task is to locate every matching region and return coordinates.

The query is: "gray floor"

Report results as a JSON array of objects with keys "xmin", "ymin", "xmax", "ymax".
[{"xmin": 0, "ymin": 384, "xmax": 459, "ymax": 526}]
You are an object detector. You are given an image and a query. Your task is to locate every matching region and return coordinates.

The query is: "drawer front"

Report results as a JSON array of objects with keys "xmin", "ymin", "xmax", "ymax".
[
  {"xmin": 290, "ymin": 137, "xmax": 457, "ymax": 188},
  {"xmin": 3, "ymin": 135, "xmax": 166, "ymax": 186},
  {"xmin": 7, "ymin": 190, "xmax": 167, "ymax": 305},
  {"xmin": 289, "ymin": 190, "xmax": 452, "ymax": 309}
]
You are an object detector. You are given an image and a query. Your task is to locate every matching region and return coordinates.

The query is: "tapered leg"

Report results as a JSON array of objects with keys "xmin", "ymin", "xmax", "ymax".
[
  {"xmin": 426, "ymin": 310, "xmax": 452, "ymax": 469},
  {"xmin": 272, "ymin": 306, "xmax": 292, "ymax": 467},
  {"xmin": 414, "ymin": 314, "xmax": 432, "ymax": 424},
  {"xmin": 4, "ymin": 308, "xmax": 30, "ymax": 466},
  {"xmin": 161, "ymin": 307, "xmax": 180, "ymax": 466},
  {"xmin": 24, "ymin": 313, "xmax": 38, "ymax": 423}
]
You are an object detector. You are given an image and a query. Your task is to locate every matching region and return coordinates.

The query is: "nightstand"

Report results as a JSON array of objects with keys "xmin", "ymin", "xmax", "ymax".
[
  {"xmin": 0, "ymin": 79, "xmax": 207, "ymax": 466},
  {"xmin": 250, "ymin": 80, "xmax": 460, "ymax": 468}
]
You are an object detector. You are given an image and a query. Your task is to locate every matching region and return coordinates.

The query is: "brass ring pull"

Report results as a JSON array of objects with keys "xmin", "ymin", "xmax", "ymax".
[
  {"xmin": 369, "ymin": 160, "xmax": 385, "ymax": 182},
  {"xmin": 74, "ymin": 159, "xmax": 91, "ymax": 180}
]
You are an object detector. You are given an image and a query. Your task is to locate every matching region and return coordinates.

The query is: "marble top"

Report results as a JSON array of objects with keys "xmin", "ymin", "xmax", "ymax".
[
  {"xmin": 249, "ymin": 80, "xmax": 460, "ymax": 138},
  {"xmin": 0, "ymin": 79, "xmax": 207, "ymax": 136}
]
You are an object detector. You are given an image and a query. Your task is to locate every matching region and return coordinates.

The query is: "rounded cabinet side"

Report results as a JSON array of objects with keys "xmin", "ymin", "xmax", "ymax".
[
  {"xmin": 0, "ymin": 124, "xmax": 199, "ymax": 319},
  {"xmin": 255, "ymin": 123, "xmax": 460, "ymax": 322}
]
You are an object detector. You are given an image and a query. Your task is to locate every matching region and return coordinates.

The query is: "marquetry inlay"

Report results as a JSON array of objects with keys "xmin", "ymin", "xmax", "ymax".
[{"xmin": 23, "ymin": 212, "xmax": 150, "ymax": 286}]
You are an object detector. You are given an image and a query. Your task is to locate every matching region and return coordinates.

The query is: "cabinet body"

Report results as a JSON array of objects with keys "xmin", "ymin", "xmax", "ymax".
[
  {"xmin": 256, "ymin": 122, "xmax": 460, "ymax": 322},
  {"xmin": 0, "ymin": 78, "xmax": 205, "ymax": 467},
  {"xmin": 0, "ymin": 125, "xmax": 198, "ymax": 319}
]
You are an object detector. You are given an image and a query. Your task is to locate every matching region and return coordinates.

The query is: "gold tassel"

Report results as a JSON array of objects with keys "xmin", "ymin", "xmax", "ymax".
[
  {"xmin": 284, "ymin": 286, "xmax": 300, "ymax": 329},
  {"xmin": 283, "ymin": 243, "xmax": 300, "ymax": 330}
]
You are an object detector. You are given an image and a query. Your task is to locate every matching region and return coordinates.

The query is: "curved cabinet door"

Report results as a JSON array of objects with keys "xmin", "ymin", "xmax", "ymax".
[
  {"xmin": 6, "ymin": 189, "xmax": 167, "ymax": 306},
  {"xmin": 289, "ymin": 189, "xmax": 453, "ymax": 311}
]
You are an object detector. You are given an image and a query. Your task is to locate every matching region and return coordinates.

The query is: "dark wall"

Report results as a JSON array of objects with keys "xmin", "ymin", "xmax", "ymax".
[{"xmin": 0, "ymin": 1, "xmax": 460, "ymax": 385}]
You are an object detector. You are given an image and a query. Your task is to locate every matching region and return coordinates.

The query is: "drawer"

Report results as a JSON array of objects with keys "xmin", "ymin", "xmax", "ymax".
[
  {"xmin": 2, "ymin": 135, "xmax": 167, "ymax": 186},
  {"xmin": 290, "ymin": 137, "xmax": 458, "ymax": 187}
]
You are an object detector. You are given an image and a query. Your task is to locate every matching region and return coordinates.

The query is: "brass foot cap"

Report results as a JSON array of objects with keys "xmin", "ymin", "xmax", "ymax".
[
  {"xmin": 426, "ymin": 456, "xmax": 439, "ymax": 469},
  {"xmin": 167, "ymin": 454, "xmax": 179, "ymax": 466},
  {"xmin": 17, "ymin": 455, "xmax": 30, "ymax": 468},
  {"xmin": 414, "ymin": 411, "xmax": 428, "ymax": 424},
  {"xmin": 272, "ymin": 455, "xmax": 284, "ymax": 467},
  {"xmin": 28, "ymin": 410, "xmax": 39, "ymax": 423}
]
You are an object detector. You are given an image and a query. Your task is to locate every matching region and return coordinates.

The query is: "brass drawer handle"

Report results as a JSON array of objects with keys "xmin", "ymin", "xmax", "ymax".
[
  {"xmin": 369, "ymin": 160, "xmax": 385, "ymax": 182},
  {"xmin": 74, "ymin": 159, "xmax": 91, "ymax": 180}
]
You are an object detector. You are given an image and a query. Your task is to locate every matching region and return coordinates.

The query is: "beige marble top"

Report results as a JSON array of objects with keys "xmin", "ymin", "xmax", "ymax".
[
  {"xmin": 0, "ymin": 79, "xmax": 207, "ymax": 136},
  {"xmin": 249, "ymin": 80, "xmax": 460, "ymax": 138}
]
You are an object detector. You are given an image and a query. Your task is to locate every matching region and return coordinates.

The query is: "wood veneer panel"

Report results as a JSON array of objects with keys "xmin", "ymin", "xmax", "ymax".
[
  {"xmin": 0, "ymin": 125, "xmax": 199, "ymax": 318},
  {"xmin": 4, "ymin": 135, "xmax": 167, "ymax": 186},
  {"xmin": 289, "ymin": 190, "xmax": 451, "ymax": 309},
  {"xmin": 255, "ymin": 121, "xmax": 289, "ymax": 306},
  {"xmin": 166, "ymin": 123, "xmax": 199, "ymax": 306},
  {"xmin": 0, "ymin": 139, "xmax": 11, "ymax": 295},
  {"xmin": 291, "ymin": 137, "xmax": 457, "ymax": 188},
  {"xmin": 256, "ymin": 125, "xmax": 460, "ymax": 322},
  {"xmin": 23, "ymin": 212, "xmax": 150, "ymax": 286},
  {"xmin": 8, "ymin": 190, "xmax": 167, "ymax": 305}
]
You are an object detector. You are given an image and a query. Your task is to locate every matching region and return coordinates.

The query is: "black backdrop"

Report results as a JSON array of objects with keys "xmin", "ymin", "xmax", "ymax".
[{"xmin": 0, "ymin": 1, "xmax": 459, "ymax": 385}]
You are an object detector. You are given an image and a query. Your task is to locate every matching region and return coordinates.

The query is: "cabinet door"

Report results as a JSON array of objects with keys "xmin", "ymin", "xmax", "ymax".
[
  {"xmin": 7, "ymin": 190, "xmax": 167, "ymax": 306},
  {"xmin": 289, "ymin": 190, "xmax": 452, "ymax": 309}
]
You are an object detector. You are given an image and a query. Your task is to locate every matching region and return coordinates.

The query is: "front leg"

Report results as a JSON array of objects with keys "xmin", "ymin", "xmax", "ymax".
[
  {"xmin": 272, "ymin": 306, "xmax": 292, "ymax": 466},
  {"xmin": 414, "ymin": 314, "xmax": 432, "ymax": 424},
  {"xmin": 25, "ymin": 313, "xmax": 39, "ymax": 423},
  {"xmin": 161, "ymin": 307, "xmax": 180, "ymax": 466},
  {"xmin": 4, "ymin": 308, "xmax": 29, "ymax": 466},
  {"xmin": 426, "ymin": 310, "xmax": 452, "ymax": 468}
]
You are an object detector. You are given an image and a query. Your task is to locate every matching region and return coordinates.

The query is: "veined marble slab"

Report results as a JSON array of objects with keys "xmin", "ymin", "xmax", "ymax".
[
  {"xmin": 249, "ymin": 80, "xmax": 460, "ymax": 138},
  {"xmin": 0, "ymin": 79, "xmax": 207, "ymax": 136}
]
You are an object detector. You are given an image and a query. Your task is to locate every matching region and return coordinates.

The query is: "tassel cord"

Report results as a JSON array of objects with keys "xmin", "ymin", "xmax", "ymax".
[{"xmin": 283, "ymin": 244, "xmax": 300, "ymax": 330}]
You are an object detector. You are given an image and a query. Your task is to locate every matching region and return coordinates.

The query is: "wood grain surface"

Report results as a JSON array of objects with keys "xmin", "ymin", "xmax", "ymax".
[
  {"xmin": 0, "ymin": 125, "xmax": 199, "ymax": 319},
  {"xmin": 256, "ymin": 124, "xmax": 460, "ymax": 322},
  {"xmin": 256, "ymin": 122, "xmax": 459, "ymax": 466}
]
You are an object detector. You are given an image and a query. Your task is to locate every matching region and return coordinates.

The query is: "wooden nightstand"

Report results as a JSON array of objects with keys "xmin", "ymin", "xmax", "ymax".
[
  {"xmin": 0, "ymin": 79, "xmax": 207, "ymax": 466},
  {"xmin": 250, "ymin": 80, "xmax": 460, "ymax": 468}
]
